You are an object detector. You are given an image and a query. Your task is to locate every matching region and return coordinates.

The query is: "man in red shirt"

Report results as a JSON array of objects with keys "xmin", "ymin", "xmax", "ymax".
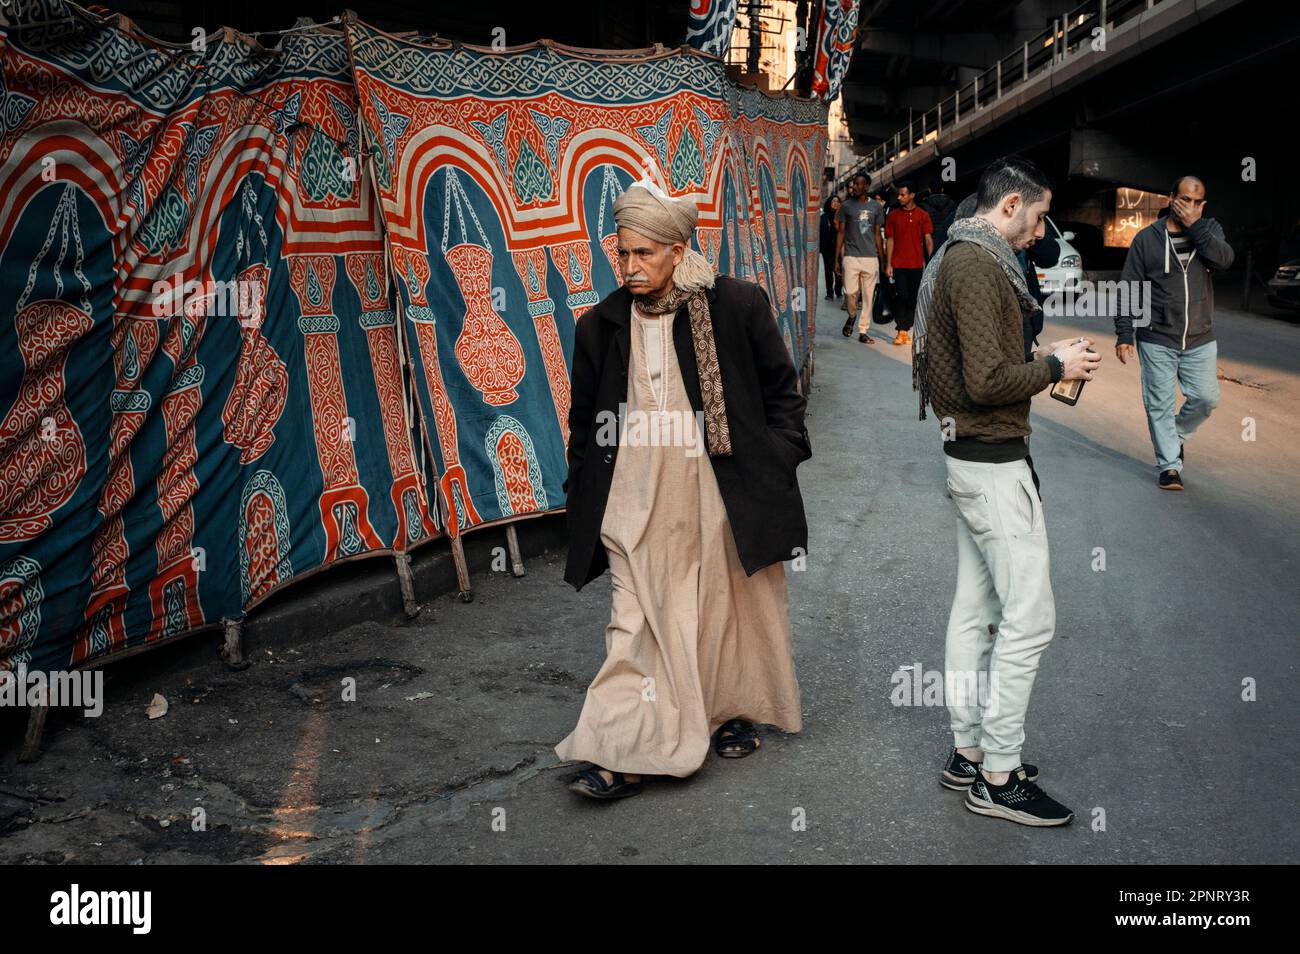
[{"xmin": 885, "ymin": 181, "xmax": 934, "ymax": 346}]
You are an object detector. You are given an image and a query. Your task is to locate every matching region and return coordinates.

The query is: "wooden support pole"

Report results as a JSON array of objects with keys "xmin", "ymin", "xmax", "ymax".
[
  {"xmin": 220, "ymin": 617, "xmax": 248, "ymax": 671},
  {"xmin": 17, "ymin": 701, "xmax": 49, "ymax": 763},
  {"xmin": 451, "ymin": 535, "xmax": 473, "ymax": 602},
  {"xmin": 505, "ymin": 524, "xmax": 525, "ymax": 578},
  {"xmin": 394, "ymin": 551, "xmax": 421, "ymax": 618}
]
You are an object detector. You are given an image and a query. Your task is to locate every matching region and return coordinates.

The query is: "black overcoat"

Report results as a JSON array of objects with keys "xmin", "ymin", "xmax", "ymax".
[{"xmin": 562, "ymin": 273, "xmax": 811, "ymax": 590}]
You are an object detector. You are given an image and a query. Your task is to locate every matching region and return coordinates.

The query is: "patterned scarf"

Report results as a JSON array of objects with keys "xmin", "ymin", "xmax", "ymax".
[
  {"xmin": 911, "ymin": 214, "xmax": 1042, "ymax": 420},
  {"xmin": 634, "ymin": 285, "xmax": 732, "ymax": 457}
]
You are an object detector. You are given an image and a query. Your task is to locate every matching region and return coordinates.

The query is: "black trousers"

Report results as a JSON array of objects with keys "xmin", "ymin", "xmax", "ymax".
[
  {"xmin": 821, "ymin": 247, "xmax": 842, "ymax": 297},
  {"xmin": 892, "ymin": 266, "xmax": 923, "ymax": 331}
]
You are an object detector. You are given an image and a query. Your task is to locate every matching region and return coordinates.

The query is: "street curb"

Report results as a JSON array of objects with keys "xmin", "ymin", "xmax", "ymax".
[{"xmin": 243, "ymin": 515, "xmax": 569, "ymax": 646}]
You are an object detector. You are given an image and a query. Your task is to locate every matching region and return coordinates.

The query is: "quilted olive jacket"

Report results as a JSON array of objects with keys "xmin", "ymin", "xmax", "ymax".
[{"xmin": 926, "ymin": 242, "xmax": 1055, "ymax": 441}]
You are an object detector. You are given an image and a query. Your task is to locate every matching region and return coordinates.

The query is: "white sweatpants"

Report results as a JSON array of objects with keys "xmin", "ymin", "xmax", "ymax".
[{"xmin": 942, "ymin": 456, "xmax": 1056, "ymax": 772}]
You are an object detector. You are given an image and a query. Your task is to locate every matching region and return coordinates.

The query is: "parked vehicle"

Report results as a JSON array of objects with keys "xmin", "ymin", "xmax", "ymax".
[
  {"xmin": 1034, "ymin": 215, "xmax": 1083, "ymax": 294},
  {"xmin": 1267, "ymin": 259, "xmax": 1300, "ymax": 310}
]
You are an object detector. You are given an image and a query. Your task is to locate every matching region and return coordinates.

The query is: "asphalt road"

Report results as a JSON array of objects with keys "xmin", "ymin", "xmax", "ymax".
[
  {"xmin": 455, "ymin": 282, "xmax": 1299, "ymax": 864},
  {"xmin": 3, "ymin": 276, "xmax": 1295, "ymax": 864},
  {"xmin": 382, "ymin": 282, "xmax": 1297, "ymax": 863}
]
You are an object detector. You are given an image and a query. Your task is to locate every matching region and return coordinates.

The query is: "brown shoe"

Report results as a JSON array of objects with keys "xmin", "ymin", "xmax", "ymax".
[
  {"xmin": 892, "ymin": 330, "xmax": 907, "ymax": 346},
  {"xmin": 859, "ymin": 332, "xmax": 873, "ymax": 344}
]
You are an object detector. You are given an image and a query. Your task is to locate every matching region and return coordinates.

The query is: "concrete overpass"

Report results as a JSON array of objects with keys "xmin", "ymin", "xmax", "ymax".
[{"xmin": 833, "ymin": 0, "xmax": 1300, "ymax": 277}]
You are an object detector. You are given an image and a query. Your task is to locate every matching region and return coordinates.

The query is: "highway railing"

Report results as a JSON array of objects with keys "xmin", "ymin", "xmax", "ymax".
[{"xmin": 832, "ymin": 0, "xmax": 1155, "ymax": 195}]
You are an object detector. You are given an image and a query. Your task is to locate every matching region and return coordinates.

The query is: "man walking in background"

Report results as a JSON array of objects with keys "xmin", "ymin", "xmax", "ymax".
[
  {"xmin": 920, "ymin": 155, "xmax": 1099, "ymax": 827},
  {"xmin": 885, "ymin": 181, "xmax": 933, "ymax": 347},
  {"xmin": 820, "ymin": 194, "xmax": 844, "ymax": 301},
  {"xmin": 1114, "ymin": 176, "xmax": 1234, "ymax": 491},
  {"xmin": 923, "ymin": 180, "xmax": 957, "ymax": 249},
  {"xmin": 835, "ymin": 172, "xmax": 885, "ymax": 344}
]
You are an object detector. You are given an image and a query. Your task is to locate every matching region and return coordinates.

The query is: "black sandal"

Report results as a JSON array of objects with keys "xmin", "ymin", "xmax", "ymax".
[
  {"xmin": 713, "ymin": 719, "xmax": 761, "ymax": 759},
  {"xmin": 568, "ymin": 765, "xmax": 644, "ymax": 800}
]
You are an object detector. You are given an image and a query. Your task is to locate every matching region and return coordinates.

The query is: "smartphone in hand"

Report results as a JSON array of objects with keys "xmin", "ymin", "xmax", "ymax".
[{"xmin": 1050, "ymin": 348, "xmax": 1096, "ymax": 406}]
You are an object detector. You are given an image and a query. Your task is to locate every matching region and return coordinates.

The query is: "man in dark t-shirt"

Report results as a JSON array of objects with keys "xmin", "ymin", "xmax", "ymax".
[{"xmin": 835, "ymin": 172, "xmax": 885, "ymax": 343}]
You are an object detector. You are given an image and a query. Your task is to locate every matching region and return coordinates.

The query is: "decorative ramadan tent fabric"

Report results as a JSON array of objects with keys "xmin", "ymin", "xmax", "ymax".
[
  {"xmin": 811, "ymin": 0, "xmax": 861, "ymax": 101},
  {"xmin": 0, "ymin": 3, "xmax": 432, "ymax": 677},
  {"xmin": 0, "ymin": 1, "xmax": 828, "ymax": 676},
  {"xmin": 685, "ymin": 0, "xmax": 739, "ymax": 57},
  {"xmin": 346, "ymin": 18, "xmax": 827, "ymax": 539}
]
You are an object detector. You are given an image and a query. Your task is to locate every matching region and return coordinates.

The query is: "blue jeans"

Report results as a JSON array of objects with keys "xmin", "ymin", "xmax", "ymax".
[{"xmin": 1137, "ymin": 340, "xmax": 1220, "ymax": 473}]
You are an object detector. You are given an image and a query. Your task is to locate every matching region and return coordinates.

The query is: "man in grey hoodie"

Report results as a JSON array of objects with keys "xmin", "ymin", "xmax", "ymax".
[{"xmin": 1114, "ymin": 176, "xmax": 1234, "ymax": 490}]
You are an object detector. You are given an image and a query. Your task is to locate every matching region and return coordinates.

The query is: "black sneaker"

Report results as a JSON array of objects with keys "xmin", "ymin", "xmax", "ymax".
[
  {"xmin": 842, "ymin": 318, "xmax": 854, "ymax": 337},
  {"xmin": 1159, "ymin": 469, "xmax": 1184, "ymax": 491},
  {"xmin": 940, "ymin": 750, "xmax": 1038, "ymax": 790},
  {"xmin": 965, "ymin": 767, "xmax": 1073, "ymax": 826}
]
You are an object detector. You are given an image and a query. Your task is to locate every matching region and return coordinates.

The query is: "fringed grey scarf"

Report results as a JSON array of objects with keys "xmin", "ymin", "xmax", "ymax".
[{"xmin": 911, "ymin": 215, "xmax": 1042, "ymax": 420}]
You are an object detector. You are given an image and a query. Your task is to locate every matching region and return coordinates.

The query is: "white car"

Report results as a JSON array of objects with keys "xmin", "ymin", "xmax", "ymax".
[{"xmin": 1034, "ymin": 216, "xmax": 1083, "ymax": 294}]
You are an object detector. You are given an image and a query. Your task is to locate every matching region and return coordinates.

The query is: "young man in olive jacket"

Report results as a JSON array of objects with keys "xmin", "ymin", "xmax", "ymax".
[{"xmin": 924, "ymin": 157, "xmax": 1099, "ymax": 827}]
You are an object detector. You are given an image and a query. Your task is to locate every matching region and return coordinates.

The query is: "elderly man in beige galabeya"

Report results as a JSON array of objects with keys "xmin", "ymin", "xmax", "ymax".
[{"xmin": 556, "ymin": 178, "xmax": 812, "ymax": 800}]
